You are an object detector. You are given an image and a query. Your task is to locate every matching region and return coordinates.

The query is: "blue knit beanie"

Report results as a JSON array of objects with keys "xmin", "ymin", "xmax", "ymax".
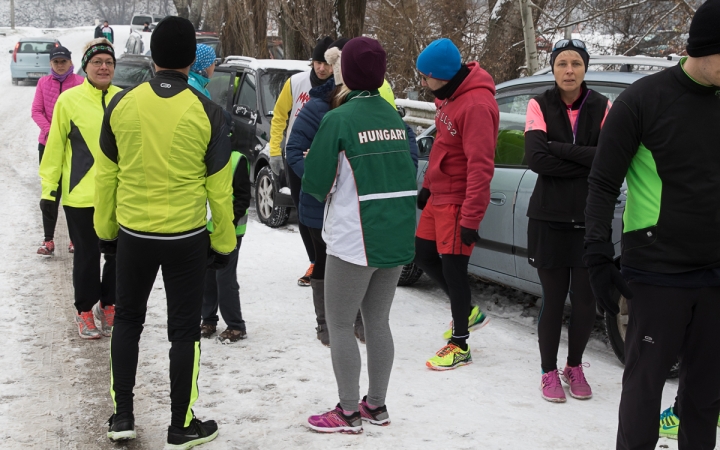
[
  {"xmin": 191, "ymin": 44, "xmax": 216, "ymax": 73},
  {"xmin": 416, "ymin": 38, "xmax": 461, "ymax": 81}
]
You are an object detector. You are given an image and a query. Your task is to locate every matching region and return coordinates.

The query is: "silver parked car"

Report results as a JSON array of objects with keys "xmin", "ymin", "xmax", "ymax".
[
  {"xmin": 400, "ymin": 61, "xmax": 678, "ymax": 369},
  {"xmin": 9, "ymin": 37, "xmax": 60, "ymax": 85}
]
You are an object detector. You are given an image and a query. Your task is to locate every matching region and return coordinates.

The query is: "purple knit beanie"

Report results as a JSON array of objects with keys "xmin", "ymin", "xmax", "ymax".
[{"xmin": 341, "ymin": 37, "xmax": 386, "ymax": 91}]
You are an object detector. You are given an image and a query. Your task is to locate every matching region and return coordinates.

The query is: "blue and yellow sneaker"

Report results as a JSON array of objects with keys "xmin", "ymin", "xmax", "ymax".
[
  {"xmin": 659, "ymin": 406, "xmax": 679, "ymax": 439},
  {"xmin": 442, "ymin": 305, "xmax": 489, "ymax": 340},
  {"xmin": 426, "ymin": 343, "xmax": 472, "ymax": 371}
]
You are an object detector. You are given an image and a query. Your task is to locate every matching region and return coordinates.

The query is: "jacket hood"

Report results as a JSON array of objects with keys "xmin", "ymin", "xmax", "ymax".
[
  {"xmin": 451, "ymin": 61, "xmax": 495, "ymax": 99},
  {"xmin": 309, "ymin": 77, "xmax": 336, "ymax": 103}
]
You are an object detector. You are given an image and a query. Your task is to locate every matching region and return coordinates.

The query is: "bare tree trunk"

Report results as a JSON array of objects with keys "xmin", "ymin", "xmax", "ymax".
[
  {"xmin": 251, "ymin": 0, "xmax": 269, "ymax": 57},
  {"xmin": 439, "ymin": 0, "xmax": 468, "ymax": 48},
  {"xmin": 188, "ymin": 0, "xmax": 203, "ymax": 27},
  {"xmin": 480, "ymin": 0, "xmax": 525, "ymax": 83},
  {"xmin": 10, "ymin": 0, "xmax": 15, "ymax": 29},
  {"xmin": 518, "ymin": 0, "xmax": 538, "ymax": 75},
  {"xmin": 173, "ymin": 0, "xmax": 189, "ymax": 19},
  {"xmin": 335, "ymin": 0, "xmax": 366, "ymax": 37}
]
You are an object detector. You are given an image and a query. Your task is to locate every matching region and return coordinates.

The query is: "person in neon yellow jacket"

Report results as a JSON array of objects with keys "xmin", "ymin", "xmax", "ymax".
[
  {"xmin": 95, "ymin": 17, "xmax": 231, "ymax": 446},
  {"xmin": 38, "ymin": 38, "xmax": 121, "ymax": 340}
]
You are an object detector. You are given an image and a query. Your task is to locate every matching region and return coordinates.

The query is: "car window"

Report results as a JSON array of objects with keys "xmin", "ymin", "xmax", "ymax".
[
  {"xmin": 236, "ymin": 73, "xmax": 258, "ymax": 111},
  {"xmin": 260, "ymin": 70, "xmax": 301, "ymax": 115},
  {"xmin": 132, "ymin": 16, "xmax": 150, "ymax": 26},
  {"xmin": 113, "ymin": 63, "xmax": 153, "ymax": 87},
  {"xmin": 586, "ymin": 84, "xmax": 625, "ymax": 103},
  {"xmin": 497, "ymin": 93, "xmax": 534, "ymax": 115},
  {"xmin": 495, "ymin": 112, "xmax": 527, "ymax": 166},
  {"xmin": 19, "ymin": 42, "xmax": 56, "ymax": 53},
  {"xmin": 207, "ymin": 71, "xmax": 232, "ymax": 107}
]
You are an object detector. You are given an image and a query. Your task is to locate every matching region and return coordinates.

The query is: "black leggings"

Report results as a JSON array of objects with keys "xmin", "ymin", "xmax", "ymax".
[
  {"xmin": 536, "ymin": 267, "xmax": 595, "ymax": 373},
  {"xmin": 414, "ymin": 237, "xmax": 472, "ymax": 345},
  {"xmin": 308, "ymin": 227, "xmax": 327, "ymax": 280},
  {"xmin": 287, "ymin": 165, "xmax": 315, "ymax": 264},
  {"xmin": 39, "ymin": 143, "xmax": 62, "ymax": 241}
]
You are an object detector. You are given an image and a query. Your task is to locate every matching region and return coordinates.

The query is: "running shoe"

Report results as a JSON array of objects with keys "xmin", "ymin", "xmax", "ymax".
[
  {"xmin": 541, "ymin": 369, "xmax": 566, "ymax": 403},
  {"xmin": 165, "ymin": 416, "xmax": 218, "ymax": 449},
  {"xmin": 200, "ymin": 323, "xmax": 216, "ymax": 339},
  {"xmin": 561, "ymin": 363, "xmax": 593, "ymax": 399},
  {"xmin": 75, "ymin": 311, "xmax": 102, "ymax": 339},
  {"xmin": 426, "ymin": 342, "xmax": 472, "ymax": 371},
  {"xmin": 107, "ymin": 412, "xmax": 136, "ymax": 442},
  {"xmin": 217, "ymin": 328, "xmax": 246, "ymax": 344},
  {"xmin": 442, "ymin": 305, "xmax": 490, "ymax": 340},
  {"xmin": 659, "ymin": 406, "xmax": 679, "ymax": 439},
  {"xmin": 298, "ymin": 263, "xmax": 314, "ymax": 287},
  {"xmin": 92, "ymin": 301, "xmax": 115, "ymax": 337},
  {"xmin": 307, "ymin": 404, "xmax": 363, "ymax": 434},
  {"xmin": 359, "ymin": 396, "xmax": 390, "ymax": 426},
  {"xmin": 68, "ymin": 241, "xmax": 74, "ymax": 253},
  {"xmin": 37, "ymin": 240, "xmax": 55, "ymax": 257}
]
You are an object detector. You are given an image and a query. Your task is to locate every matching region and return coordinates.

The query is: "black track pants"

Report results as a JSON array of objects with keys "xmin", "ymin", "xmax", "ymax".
[
  {"xmin": 202, "ymin": 239, "xmax": 245, "ymax": 331},
  {"xmin": 287, "ymin": 165, "xmax": 316, "ymax": 264},
  {"xmin": 414, "ymin": 237, "xmax": 472, "ymax": 343},
  {"xmin": 308, "ymin": 227, "xmax": 327, "ymax": 280},
  {"xmin": 110, "ymin": 229, "xmax": 209, "ymax": 428},
  {"xmin": 63, "ymin": 206, "xmax": 115, "ymax": 313},
  {"xmin": 39, "ymin": 143, "xmax": 62, "ymax": 241},
  {"xmin": 617, "ymin": 282, "xmax": 720, "ymax": 450},
  {"xmin": 536, "ymin": 267, "xmax": 596, "ymax": 373}
]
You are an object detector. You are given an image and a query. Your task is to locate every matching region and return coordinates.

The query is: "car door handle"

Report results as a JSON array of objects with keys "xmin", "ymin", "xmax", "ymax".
[{"xmin": 489, "ymin": 193, "xmax": 506, "ymax": 206}]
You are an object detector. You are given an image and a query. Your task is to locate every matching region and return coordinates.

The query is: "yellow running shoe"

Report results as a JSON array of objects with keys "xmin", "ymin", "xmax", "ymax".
[
  {"xmin": 442, "ymin": 305, "xmax": 489, "ymax": 340},
  {"xmin": 426, "ymin": 343, "xmax": 472, "ymax": 371}
]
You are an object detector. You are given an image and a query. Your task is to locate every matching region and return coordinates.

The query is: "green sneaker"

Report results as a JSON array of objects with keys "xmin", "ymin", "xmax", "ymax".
[
  {"xmin": 442, "ymin": 305, "xmax": 489, "ymax": 340},
  {"xmin": 659, "ymin": 406, "xmax": 679, "ymax": 439},
  {"xmin": 426, "ymin": 343, "xmax": 472, "ymax": 371}
]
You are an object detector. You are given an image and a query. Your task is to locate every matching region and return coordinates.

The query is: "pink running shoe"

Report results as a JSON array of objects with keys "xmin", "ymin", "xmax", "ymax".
[
  {"xmin": 307, "ymin": 404, "xmax": 363, "ymax": 434},
  {"xmin": 37, "ymin": 240, "xmax": 55, "ymax": 257},
  {"xmin": 359, "ymin": 396, "xmax": 390, "ymax": 426},
  {"xmin": 541, "ymin": 369, "xmax": 566, "ymax": 403},
  {"xmin": 562, "ymin": 363, "xmax": 593, "ymax": 399},
  {"xmin": 68, "ymin": 241, "xmax": 74, "ymax": 253},
  {"xmin": 75, "ymin": 311, "xmax": 102, "ymax": 339}
]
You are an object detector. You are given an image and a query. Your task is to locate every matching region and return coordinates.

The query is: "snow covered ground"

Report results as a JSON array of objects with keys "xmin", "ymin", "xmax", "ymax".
[{"xmin": 0, "ymin": 27, "xmax": 695, "ymax": 450}]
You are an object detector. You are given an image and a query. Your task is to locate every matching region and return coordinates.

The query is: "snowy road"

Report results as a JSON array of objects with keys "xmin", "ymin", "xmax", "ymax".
[{"xmin": 0, "ymin": 26, "xmax": 692, "ymax": 450}]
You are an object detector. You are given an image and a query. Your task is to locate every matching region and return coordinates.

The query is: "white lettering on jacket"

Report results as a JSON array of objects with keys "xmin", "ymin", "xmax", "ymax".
[
  {"xmin": 436, "ymin": 111, "xmax": 459, "ymax": 136},
  {"xmin": 357, "ymin": 129, "xmax": 407, "ymax": 145}
]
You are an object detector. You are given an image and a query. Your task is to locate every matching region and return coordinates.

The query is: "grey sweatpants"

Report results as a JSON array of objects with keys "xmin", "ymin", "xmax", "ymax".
[{"xmin": 324, "ymin": 255, "xmax": 403, "ymax": 412}]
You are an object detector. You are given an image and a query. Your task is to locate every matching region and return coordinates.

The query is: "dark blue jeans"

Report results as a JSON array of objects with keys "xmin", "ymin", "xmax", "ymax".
[{"xmin": 201, "ymin": 237, "xmax": 245, "ymax": 331}]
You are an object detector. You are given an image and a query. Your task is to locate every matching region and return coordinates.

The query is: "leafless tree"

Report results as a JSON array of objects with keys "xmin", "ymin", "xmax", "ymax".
[
  {"xmin": 335, "ymin": 0, "xmax": 368, "ymax": 37},
  {"xmin": 92, "ymin": 0, "xmax": 137, "ymax": 24},
  {"xmin": 221, "ymin": 0, "xmax": 269, "ymax": 57}
]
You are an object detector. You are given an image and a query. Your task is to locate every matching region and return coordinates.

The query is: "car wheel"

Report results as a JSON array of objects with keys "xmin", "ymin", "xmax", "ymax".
[
  {"xmin": 397, "ymin": 262, "xmax": 423, "ymax": 286},
  {"xmin": 605, "ymin": 290, "xmax": 679, "ymax": 379},
  {"xmin": 254, "ymin": 166, "xmax": 289, "ymax": 228}
]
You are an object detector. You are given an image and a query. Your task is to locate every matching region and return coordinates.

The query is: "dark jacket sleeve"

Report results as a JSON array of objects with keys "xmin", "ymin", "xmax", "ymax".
[
  {"xmin": 94, "ymin": 27, "xmax": 103, "ymax": 38},
  {"xmin": 232, "ymin": 159, "xmax": 252, "ymax": 226},
  {"xmin": 286, "ymin": 100, "xmax": 324, "ymax": 179},
  {"xmin": 547, "ymin": 141, "xmax": 596, "ymax": 168},
  {"xmin": 585, "ymin": 100, "xmax": 641, "ymax": 245},
  {"xmin": 525, "ymin": 130, "xmax": 591, "ymax": 178},
  {"xmin": 406, "ymin": 123, "xmax": 419, "ymax": 170}
]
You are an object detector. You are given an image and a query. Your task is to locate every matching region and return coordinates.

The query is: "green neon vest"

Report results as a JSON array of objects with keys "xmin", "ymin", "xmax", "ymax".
[{"xmin": 207, "ymin": 151, "xmax": 249, "ymax": 236}]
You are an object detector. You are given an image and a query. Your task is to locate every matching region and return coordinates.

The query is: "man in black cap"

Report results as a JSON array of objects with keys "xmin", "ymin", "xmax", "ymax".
[
  {"xmin": 269, "ymin": 36, "xmax": 334, "ymax": 288},
  {"xmin": 96, "ymin": 16, "xmax": 234, "ymax": 448},
  {"xmin": 584, "ymin": 0, "xmax": 720, "ymax": 448}
]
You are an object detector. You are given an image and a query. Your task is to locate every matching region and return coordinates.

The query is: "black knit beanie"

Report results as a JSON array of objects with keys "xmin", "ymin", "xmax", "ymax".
[
  {"xmin": 151, "ymin": 16, "xmax": 196, "ymax": 69},
  {"xmin": 550, "ymin": 40, "xmax": 590, "ymax": 73},
  {"xmin": 687, "ymin": 0, "xmax": 720, "ymax": 57},
  {"xmin": 312, "ymin": 36, "xmax": 334, "ymax": 62}
]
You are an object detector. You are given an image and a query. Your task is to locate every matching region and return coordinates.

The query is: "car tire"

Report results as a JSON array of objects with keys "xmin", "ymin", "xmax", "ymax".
[
  {"xmin": 11, "ymin": 78, "xmax": 18, "ymax": 85},
  {"xmin": 397, "ymin": 262, "xmax": 423, "ymax": 286},
  {"xmin": 604, "ymin": 290, "xmax": 679, "ymax": 379},
  {"xmin": 254, "ymin": 166, "xmax": 290, "ymax": 228}
]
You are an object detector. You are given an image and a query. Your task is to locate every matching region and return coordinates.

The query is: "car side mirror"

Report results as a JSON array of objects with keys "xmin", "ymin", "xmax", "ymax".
[
  {"xmin": 417, "ymin": 136, "xmax": 434, "ymax": 158},
  {"xmin": 8, "ymin": 49, "xmax": 13, "ymax": 53},
  {"xmin": 397, "ymin": 106, "xmax": 406, "ymax": 118},
  {"xmin": 233, "ymin": 104, "xmax": 258, "ymax": 126}
]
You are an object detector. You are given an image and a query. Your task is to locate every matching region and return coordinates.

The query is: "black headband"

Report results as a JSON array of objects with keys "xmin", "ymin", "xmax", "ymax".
[{"xmin": 82, "ymin": 44, "xmax": 115, "ymax": 71}]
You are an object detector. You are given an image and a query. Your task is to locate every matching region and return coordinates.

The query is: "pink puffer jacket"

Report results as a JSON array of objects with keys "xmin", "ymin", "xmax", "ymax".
[{"xmin": 31, "ymin": 73, "xmax": 85, "ymax": 145}]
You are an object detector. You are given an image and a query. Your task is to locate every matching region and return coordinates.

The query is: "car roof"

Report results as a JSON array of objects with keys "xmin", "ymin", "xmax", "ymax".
[
  {"xmin": 221, "ymin": 56, "xmax": 310, "ymax": 72},
  {"xmin": 496, "ymin": 70, "xmax": 651, "ymax": 92},
  {"xmin": 19, "ymin": 37, "xmax": 59, "ymax": 43},
  {"xmin": 116, "ymin": 55, "xmax": 154, "ymax": 65},
  {"xmin": 533, "ymin": 54, "xmax": 679, "ymax": 75}
]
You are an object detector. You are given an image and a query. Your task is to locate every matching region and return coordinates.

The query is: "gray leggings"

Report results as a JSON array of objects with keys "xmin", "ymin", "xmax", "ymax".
[{"xmin": 325, "ymin": 255, "xmax": 402, "ymax": 412}]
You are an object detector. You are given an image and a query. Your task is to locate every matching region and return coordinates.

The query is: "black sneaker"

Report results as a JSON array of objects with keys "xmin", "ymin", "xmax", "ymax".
[
  {"xmin": 107, "ymin": 412, "xmax": 136, "ymax": 442},
  {"xmin": 165, "ymin": 416, "xmax": 218, "ymax": 449}
]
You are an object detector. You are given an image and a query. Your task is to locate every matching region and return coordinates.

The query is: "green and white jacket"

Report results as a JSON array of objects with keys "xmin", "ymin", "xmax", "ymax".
[{"xmin": 302, "ymin": 90, "xmax": 417, "ymax": 268}]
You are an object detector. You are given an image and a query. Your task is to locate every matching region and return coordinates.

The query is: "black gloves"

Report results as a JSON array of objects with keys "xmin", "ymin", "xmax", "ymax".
[
  {"xmin": 584, "ymin": 242, "xmax": 633, "ymax": 316},
  {"xmin": 460, "ymin": 227, "xmax": 480, "ymax": 246},
  {"xmin": 417, "ymin": 188, "xmax": 430, "ymax": 210},
  {"xmin": 99, "ymin": 239, "xmax": 117, "ymax": 256},
  {"xmin": 208, "ymin": 248, "xmax": 231, "ymax": 270}
]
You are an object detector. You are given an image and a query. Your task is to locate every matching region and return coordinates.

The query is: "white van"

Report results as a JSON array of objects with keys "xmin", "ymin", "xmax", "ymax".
[{"xmin": 130, "ymin": 14, "xmax": 165, "ymax": 31}]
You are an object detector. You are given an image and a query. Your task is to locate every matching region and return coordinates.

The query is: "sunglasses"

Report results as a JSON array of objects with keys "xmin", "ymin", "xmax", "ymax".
[{"xmin": 552, "ymin": 39, "xmax": 587, "ymax": 52}]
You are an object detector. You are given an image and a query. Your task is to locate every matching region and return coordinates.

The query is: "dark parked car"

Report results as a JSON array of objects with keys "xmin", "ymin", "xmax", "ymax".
[{"xmin": 205, "ymin": 56, "xmax": 310, "ymax": 227}]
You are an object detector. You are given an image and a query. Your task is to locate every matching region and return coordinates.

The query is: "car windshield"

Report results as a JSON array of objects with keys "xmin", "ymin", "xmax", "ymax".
[
  {"xmin": 260, "ymin": 70, "xmax": 301, "ymax": 115},
  {"xmin": 113, "ymin": 63, "xmax": 152, "ymax": 87},
  {"xmin": 19, "ymin": 42, "xmax": 56, "ymax": 53}
]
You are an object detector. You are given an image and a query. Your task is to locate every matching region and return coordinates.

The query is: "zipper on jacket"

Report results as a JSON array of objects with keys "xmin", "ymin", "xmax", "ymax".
[
  {"xmin": 102, "ymin": 90, "xmax": 107, "ymax": 110},
  {"xmin": 59, "ymin": 79, "xmax": 64, "ymax": 93}
]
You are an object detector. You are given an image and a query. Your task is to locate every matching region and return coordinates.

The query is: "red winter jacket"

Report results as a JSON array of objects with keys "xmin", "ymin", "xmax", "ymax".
[
  {"xmin": 31, "ymin": 72, "xmax": 84, "ymax": 145},
  {"xmin": 422, "ymin": 61, "xmax": 499, "ymax": 230}
]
